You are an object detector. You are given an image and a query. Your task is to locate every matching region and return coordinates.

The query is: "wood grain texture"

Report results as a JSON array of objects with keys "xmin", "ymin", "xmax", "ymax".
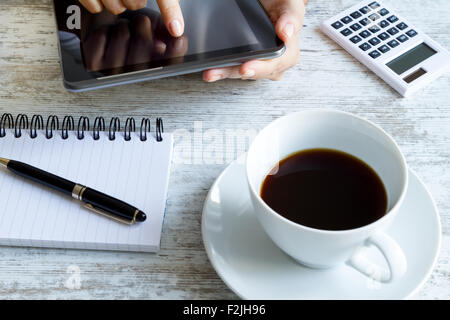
[{"xmin": 0, "ymin": 0, "xmax": 449, "ymax": 299}]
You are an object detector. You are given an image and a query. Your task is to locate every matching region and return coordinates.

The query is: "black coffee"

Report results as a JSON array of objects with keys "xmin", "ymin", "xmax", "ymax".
[{"xmin": 260, "ymin": 148, "xmax": 388, "ymax": 231}]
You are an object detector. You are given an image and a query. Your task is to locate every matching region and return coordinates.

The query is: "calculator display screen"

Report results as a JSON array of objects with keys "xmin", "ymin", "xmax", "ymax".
[{"xmin": 386, "ymin": 43, "xmax": 437, "ymax": 75}]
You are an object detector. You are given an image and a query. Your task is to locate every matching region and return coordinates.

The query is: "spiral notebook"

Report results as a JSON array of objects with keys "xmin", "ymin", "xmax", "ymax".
[{"xmin": 0, "ymin": 114, "xmax": 173, "ymax": 253}]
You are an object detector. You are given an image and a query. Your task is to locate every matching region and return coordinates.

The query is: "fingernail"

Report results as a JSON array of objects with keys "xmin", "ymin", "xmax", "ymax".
[
  {"xmin": 92, "ymin": 2, "xmax": 103, "ymax": 12},
  {"xmin": 209, "ymin": 75, "xmax": 222, "ymax": 82},
  {"xmin": 155, "ymin": 40, "xmax": 167, "ymax": 54},
  {"xmin": 111, "ymin": 5, "xmax": 126, "ymax": 15},
  {"xmin": 208, "ymin": 71, "xmax": 224, "ymax": 82},
  {"xmin": 169, "ymin": 20, "xmax": 182, "ymax": 37},
  {"xmin": 243, "ymin": 69, "xmax": 255, "ymax": 78},
  {"xmin": 174, "ymin": 37, "xmax": 184, "ymax": 51},
  {"xmin": 284, "ymin": 23, "xmax": 294, "ymax": 39}
]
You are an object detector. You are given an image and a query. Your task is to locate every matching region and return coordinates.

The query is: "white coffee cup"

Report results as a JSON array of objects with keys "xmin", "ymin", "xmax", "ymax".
[{"xmin": 246, "ymin": 110, "xmax": 408, "ymax": 283}]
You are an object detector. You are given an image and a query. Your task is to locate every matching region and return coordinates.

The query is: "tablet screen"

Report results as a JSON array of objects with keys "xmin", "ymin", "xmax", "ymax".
[{"xmin": 54, "ymin": 0, "xmax": 281, "ymax": 79}]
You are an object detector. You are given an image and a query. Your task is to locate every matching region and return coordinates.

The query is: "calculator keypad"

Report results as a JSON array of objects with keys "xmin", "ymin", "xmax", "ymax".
[
  {"xmin": 359, "ymin": 30, "xmax": 371, "ymax": 38},
  {"xmin": 341, "ymin": 16, "xmax": 353, "ymax": 24},
  {"xmin": 359, "ymin": 6, "xmax": 370, "ymax": 14},
  {"xmin": 329, "ymin": 2, "xmax": 420, "ymax": 60},
  {"xmin": 350, "ymin": 23, "xmax": 362, "ymax": 31},
  {"xmin": 369, "ymin": 13, "xmax": 380, "ymax": 21},
  {"xmin": 387, "ymin": 40, "xmax": 400, "ymax": 48},
  {"xmin": 369, "ymin": 50, "xmax": 381, "ymax": 59},
  {"xmin": 387, "ymin": 15, "xmax": 399, "ymax": 23},
  {"xmin": 341, "ymin": 28, "xmax": 352, "ymax": 36},
  {"xmin": 359, "ymin": 43, "xmax": 372, "ymax": 51},
  {"xmin": 378, "ymin": 20, "xmax": 389, "ymax": 28},
  {"xmin": 397, "ymin": 34, "xmax": 408, "ymax": 42},
  {"xmin": 368, "ymin": 2, "xmax": 380, "ymax": 9},
  {"xmin": 406, "ymin": 29, "xmax": 417, "ymax": 37},
  {"xmin": 332, "ymin": 21, "xmax": 344, "ymax": 29},
  {"xmin": 350, "ymin": 11, "xmax": 362, "ymax": 19},
  {"xmin": 378, "ymin": 32, "xmax": 390, "ymax": 41},
  {"xmin": 368, "ymin": 25, "xmax": 381, "ymax": 33},
  {"xmin": 378, "ymin": 8, "xmax": 389, "ymax": 16},
  {"xmin": 359, "ymin": 18, "xmax": 370, "ymax": 26},
  {"xmin": 378, "ymin": 44, "xmax": 390, "ymax": 53},
  {"xmin": 397, "ymin": 22, "xmax": 408, "ymax": 30},
  {"xmin": 369, "ymin": 37, "xmax": 381, "ymax": 46},
  {"xmin": 387, "ymin": 27, "xmax": 399, "ymax": 35},
  {"xmin": 350, "ymin": 35, "xmax": 362, "ymax": 43}
]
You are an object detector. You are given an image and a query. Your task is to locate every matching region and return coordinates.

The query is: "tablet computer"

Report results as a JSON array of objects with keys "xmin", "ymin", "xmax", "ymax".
[{"xmin": 53, "ymin": 0, "xmax": 285, "ymax": 92}]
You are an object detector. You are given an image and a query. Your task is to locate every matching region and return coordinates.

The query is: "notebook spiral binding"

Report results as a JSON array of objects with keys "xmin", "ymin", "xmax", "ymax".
[{"xmin": 0, "ymin": 113, "xmax": 164, "ymax": 142}]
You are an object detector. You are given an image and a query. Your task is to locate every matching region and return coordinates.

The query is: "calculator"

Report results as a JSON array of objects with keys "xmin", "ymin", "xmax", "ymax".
[{"xmin": 320, "ymin": 0, "xmax": 450, "ymax": 97}]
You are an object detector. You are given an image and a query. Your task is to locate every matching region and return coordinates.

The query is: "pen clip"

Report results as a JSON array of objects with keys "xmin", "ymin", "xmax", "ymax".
[{"xmin": 83, "ymin": 203, "xmax": 134, "ymax": 225}]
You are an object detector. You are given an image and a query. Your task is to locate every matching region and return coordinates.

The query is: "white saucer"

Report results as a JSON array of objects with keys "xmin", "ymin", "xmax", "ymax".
[{"xmin": 201, "ymin": 156, "xmax": 441, "ymax": 299}]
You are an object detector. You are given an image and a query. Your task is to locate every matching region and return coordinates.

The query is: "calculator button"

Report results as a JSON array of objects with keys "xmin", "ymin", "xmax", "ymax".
[
  {"xmin": 359, "ymin": 30, "xmax": 371, "ymax": 38},
  {"xmin": 369, "ymin": 50, "xmax": 381, "ymax": 59},
  {"xmin": 331, "ymin": 21, "xmax": 344, "ymax": 29},
  {"xmin": 369, "ymin": 13, "xmax": 380, "ymax": 21},
  {"xmin": 378, "ymin": 8, "xmax": 389, "ymax": 16},
  {"xmin": 359, "ymin": 43, "xmax": 371, "ymax": 51},
  {"xmin": 359, "ymin": 6, "xmax": 371, "ymax": 14},
  {"xmin": 378, "ymin": 45, "xmax": 390, "ymax": 53},
  {"xmin": 387, "ymin": 40, "xmax": 400, "ymax": 48},
  {"xmin": 368, "ymin": 25, "xmax": 381, "ymax": 33},
  {"xmin": 350, "ymin": 35, "xmax": 362, "ymax": 43},
  {"xmin": 359, "ymin": 18, "xmax": 370, "ymax": 26},
  {"xmin": 350, "ymin": 23, "xmax": 362, "ymax": 31},
  {"xmin": 378, "ymin": 20, "xmax": 390, "ymax": 28},
  {"xmin": 387, "ymin": 15, "xmax": 399, "ymax": 23},
  {"xmin": 368, "ymin": 2, "xmax": 380, "ymax": 9},
  {"xmin": 396, "ymin": 22, "xmax": 408, "ymax": 30},
  {"xmin": 397, "ymin": 34, "xmax": 409, "ymax": 42},
  {"xmin": 387, "ymin": 27, "xmax": 399, "ymax": 35},
  {"xmin": 341, "ymin": 16, "xmax": 353, "ymax": 24},
  {"xmin": 378, "ymin": 32, "xmax": 390, "ymax": 40},
  {"xmin": 350, "ymin": 11, "xmax": 362, "ymax": 19},
  {"xmin": 340, "ymin": 28, "xmax": 353, "ymax": 36},
  {"xmin": 369, "ymin": 37, "xmax": 381, "ymax": 46},
  {"xmin": 406, "ymin": 29, "xmax": 418, "ymax": 37}
]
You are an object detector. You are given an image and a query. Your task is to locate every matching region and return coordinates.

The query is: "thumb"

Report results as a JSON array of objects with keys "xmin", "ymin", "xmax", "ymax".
[{"xmin": 274, "ymin": 1, "xmax": 305, "ymax": 43}]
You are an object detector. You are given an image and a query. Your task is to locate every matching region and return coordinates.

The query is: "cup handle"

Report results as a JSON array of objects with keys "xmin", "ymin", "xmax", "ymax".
[{"xmin": 348, "ymin": 232, "xmax": 407, "ymax": 283}]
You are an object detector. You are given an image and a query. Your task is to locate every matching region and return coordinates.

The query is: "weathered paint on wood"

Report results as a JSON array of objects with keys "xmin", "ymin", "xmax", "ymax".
[{"xmin": 0, "ymin": 0, "xmax": 448, "ymax": 299}]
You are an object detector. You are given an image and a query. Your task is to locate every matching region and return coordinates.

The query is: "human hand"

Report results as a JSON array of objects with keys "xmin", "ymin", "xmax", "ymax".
[
  {"xmin": 203, "ymin": 0, "xmax": 307, "ymax": 82},
  {"xmin": 81, "ymin": 10, "xmax": 188, "ymax": 73},
  {"xmin": 78, "ymin": 0, "xmax": 184, "ymax": 37}
]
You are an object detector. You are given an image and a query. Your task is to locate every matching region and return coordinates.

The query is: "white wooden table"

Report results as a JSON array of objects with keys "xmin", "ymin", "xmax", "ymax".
[{"xmin": 0, "ymin": 0, "xmax": 448, "ymax": 299}]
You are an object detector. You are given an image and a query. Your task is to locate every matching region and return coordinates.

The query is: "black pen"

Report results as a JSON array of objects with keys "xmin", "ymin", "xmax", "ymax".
[{"xmin": 0, "ymin": 157, "xmax": 146, "ymax": 225}]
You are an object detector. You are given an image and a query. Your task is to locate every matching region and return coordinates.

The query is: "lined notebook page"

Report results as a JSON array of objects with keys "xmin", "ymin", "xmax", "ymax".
[{"xmin": 0, "ymin": 130, "xmax": 173, "ymax": 252}]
